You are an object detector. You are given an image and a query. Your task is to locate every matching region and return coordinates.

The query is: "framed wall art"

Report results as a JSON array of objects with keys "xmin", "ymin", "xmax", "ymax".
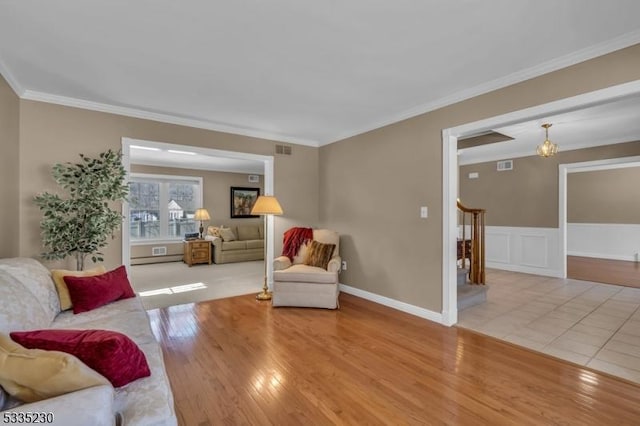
[{"xmin": 230, "ymin": 186, "xmax": 260, "ymax": 218}]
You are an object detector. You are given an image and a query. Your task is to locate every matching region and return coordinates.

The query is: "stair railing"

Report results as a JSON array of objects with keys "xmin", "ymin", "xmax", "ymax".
[{"xmin": 457, "ymin": 200, "xmax": 486, "ymax": 285}]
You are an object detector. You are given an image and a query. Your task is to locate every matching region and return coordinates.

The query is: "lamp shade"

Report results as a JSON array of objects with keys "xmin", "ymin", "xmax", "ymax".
[
  {"xmin": 194, "ymin": 208, "xmax": 210, "ymax": 221},
  {"xmin": 250, "ymin": 195, "xmax": 283, "ymax": 215}
]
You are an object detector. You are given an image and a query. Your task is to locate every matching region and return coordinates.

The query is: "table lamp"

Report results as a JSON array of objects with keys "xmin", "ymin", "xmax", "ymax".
[{"xmin": 194, "ymin": 208, "xmax": 210, "ymax": 239}]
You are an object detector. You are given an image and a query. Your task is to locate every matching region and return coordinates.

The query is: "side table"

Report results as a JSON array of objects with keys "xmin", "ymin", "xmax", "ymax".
[{"xmin": 183, "ymin": 240, "xmax": 212, "ymax": 267}]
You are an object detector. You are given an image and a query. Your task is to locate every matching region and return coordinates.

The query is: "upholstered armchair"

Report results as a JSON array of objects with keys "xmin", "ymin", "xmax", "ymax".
[{"xmin": 272, "ymin": 229, "xmax": 341, "ymax": 309}]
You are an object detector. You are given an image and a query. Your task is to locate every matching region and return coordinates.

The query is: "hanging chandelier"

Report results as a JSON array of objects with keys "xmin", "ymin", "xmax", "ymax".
[{"xmin": 536, "ymin": 123, "xmax": 558, "ymax": 158}]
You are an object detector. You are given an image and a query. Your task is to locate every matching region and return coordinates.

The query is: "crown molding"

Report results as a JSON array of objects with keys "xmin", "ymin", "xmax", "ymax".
[
  {"xmin": 0, "ymin": 58, "xmax": 25, "ymax": 96},
  {"xmin": 322, "ymin": 29, "xmax": 640, "ymax": 146},
  {"xmin": 20, "ymin": 90, "xmax": 320, "ymax": 147},
  {"xmin": 7, "ymin": 29, "xmax": 640, "ymax": 148}
]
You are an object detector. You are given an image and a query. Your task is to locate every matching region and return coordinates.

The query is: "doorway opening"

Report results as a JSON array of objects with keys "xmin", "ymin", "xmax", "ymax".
[
  {"xmin": 442, "ymin": 79, "xmax": 640, "ymax": 326},
  {"xmin": 121, "ymin": 137, "xmax": 275, "ymax": 308},
  {"xmin": 561, "ymin": 157, "xmax": 640, "ymax": 288}
]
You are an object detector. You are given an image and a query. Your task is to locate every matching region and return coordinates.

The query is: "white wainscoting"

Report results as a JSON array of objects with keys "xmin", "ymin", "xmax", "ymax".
[
  {"xmin": 568, "ymin": 223, "xmax": 640, "ymax": 261},
  {"xmin": 460, "ymin": 226, "xmax": 562, "ymax": 277}
]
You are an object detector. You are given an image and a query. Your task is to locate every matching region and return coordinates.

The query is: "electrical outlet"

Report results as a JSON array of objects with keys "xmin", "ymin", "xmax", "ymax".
[{"xmin": 341, "ymin": 260, "xmax": 347, "ymax": 271}]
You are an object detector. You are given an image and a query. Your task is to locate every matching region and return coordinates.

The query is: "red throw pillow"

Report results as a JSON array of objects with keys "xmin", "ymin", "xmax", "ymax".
[
  {"xmin": 110, "ymin": 265, "xmax": 136, "ymax": 299},
  {"xmin": 64, "ymin": 265, "xmax": 135, "ymax": 314},
  {"xmin": 10, "ymin": 329, "xmax": 151, "ymax": 388}
]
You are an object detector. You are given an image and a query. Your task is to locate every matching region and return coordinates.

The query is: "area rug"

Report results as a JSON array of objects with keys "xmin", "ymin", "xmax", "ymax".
[{"xmin": 129, "ymin": 260, "xmax": 263, "ymax": 309}]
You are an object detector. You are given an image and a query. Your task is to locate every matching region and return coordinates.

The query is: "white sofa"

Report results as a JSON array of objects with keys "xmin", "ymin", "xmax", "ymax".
[{"xmin": 0, "ymin": 258, "xmax": 177, "ymax": 426}]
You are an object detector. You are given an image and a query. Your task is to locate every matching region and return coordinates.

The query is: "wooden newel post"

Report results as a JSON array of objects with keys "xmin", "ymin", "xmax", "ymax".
[{"xmin": 457, "ymin": 200, "xmax": 486, "ymax": 285}]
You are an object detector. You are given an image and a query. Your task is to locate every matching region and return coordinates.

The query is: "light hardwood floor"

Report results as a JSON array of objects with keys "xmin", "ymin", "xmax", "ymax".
[
  {"xmin": 568, "ymin": 255, "xmax": 640, "ymax": 288},
  {"xmin": 148, "ymin": 293, "xmax": 640, "ymax": 425}
]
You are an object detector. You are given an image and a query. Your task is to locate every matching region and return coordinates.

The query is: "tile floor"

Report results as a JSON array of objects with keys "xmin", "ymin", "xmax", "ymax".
[{"xmin": 457, "ymin": 269, "xmax": 640, "ymax": 385}]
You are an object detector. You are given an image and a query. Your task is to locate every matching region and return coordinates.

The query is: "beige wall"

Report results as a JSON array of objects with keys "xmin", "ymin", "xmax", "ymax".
[
  {"xmin": 0, "ymin": 75, "xmax": 19, "ymax": 257},
  {"xmin": 459, "ymin": 141, "xmax": 640, "ymax": 227},
  {"xmin": 4, "ymin": 43, "xmax": 640, "ymax": 313},
  {"xmin": 568, "ymin": 166, "xmax": 640, "ymax": 224},
  {"xmin": 17, "ymin": 100, "xmax": 319, "ymax": 269},
  {"xmin": 129, "ymin": 164, "xmax": 263, "ymax": 260},
  {"xmin": 320, "ymin": 44, "xmax": 640, "ymax": 312}
]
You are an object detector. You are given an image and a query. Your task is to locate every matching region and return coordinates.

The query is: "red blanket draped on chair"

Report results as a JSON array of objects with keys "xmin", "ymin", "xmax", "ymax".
[{"xmin": 281, "ymin": 227, "xmax": 313, "ymax": 261}]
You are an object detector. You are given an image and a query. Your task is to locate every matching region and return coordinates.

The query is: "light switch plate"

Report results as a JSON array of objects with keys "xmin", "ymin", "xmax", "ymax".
[{"xmin": 420, "ymin": 206, "xmax": 428, "ymax": 218}]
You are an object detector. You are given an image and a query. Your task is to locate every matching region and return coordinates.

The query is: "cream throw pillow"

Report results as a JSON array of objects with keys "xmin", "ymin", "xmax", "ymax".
[
  {"xmin": 207, "ymin": 226, "xmax": 222, "ymax": 237},
  {"xmin": 51, "ymin": 266, "xmax": 107, "ymax": 311},
  {"xmin": 0, "ymin": 334, "xmax": 109, "ymax": 403}
]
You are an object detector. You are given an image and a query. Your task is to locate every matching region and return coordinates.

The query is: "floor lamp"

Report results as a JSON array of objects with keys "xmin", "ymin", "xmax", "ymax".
[{"xmin": 250, "ymin": 195, "xmax": 283, "ymax": 301}]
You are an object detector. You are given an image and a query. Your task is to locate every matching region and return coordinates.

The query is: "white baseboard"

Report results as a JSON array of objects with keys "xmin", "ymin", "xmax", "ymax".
[
  {"xmin": 339, "ymin": 284, "xmax": 444, "ymax": 325},
  {"xmin": 568, "ymin": 251, "xmax": 638, "ymax": 262}
]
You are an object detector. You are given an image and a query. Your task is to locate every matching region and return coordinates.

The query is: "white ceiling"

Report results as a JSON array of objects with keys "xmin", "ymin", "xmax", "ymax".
[
  {"xmin": 129, "ymin": 144, "xmax": 265, "ymax": 174},
  {"xmin": 458, "ymin": 94, "xmax": 640, "ymax": 165},
  {"xmin": 1, "ymin": 1, "xmax": 640, "ymax": 147}
]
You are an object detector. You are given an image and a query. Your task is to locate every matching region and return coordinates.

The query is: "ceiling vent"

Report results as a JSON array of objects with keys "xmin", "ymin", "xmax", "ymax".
[
  {"xmin": 497, "ymin": 160, "xmax": 513, "ymax": 171},
  {"xmin": 458, "ymin": 131, "xmax": 514, "ymax": 150},
  {"xmin": 275, "ymin": 144, "xmax": 292, "ymax": 155}
]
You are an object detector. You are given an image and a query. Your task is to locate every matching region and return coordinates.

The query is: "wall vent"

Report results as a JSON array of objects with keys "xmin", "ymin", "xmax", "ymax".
[
  {"xmin": 248, "ymin": 174, "xmax": 260, "ymax": 183},
  {"xmin": 497, "ymin": 160, "xmax": 513, "ymax": 171},
  {"xmin": 152, "ymin": 247, "xmax": 167, "ymax": 256},
  {"xmin": 275, "ymin": 144, "xmax": 292, "ymax": 155}
]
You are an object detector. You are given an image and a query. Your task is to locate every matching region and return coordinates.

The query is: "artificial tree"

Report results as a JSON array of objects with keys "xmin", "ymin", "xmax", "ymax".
[{"xmin": 34, "ymin": 149, "xmax": 128, "ymax": 270}]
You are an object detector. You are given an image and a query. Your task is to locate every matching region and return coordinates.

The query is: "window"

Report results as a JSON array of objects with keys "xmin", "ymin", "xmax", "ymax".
[{"xmin": 129, "ymin": 174, "xmax": 203, "ymax": 241}]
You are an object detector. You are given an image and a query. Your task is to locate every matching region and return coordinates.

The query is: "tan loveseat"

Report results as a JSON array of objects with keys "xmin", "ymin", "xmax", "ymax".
[{"xmin": 205, "ymin": 224, "xmax": 264, "ymax": 264}]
